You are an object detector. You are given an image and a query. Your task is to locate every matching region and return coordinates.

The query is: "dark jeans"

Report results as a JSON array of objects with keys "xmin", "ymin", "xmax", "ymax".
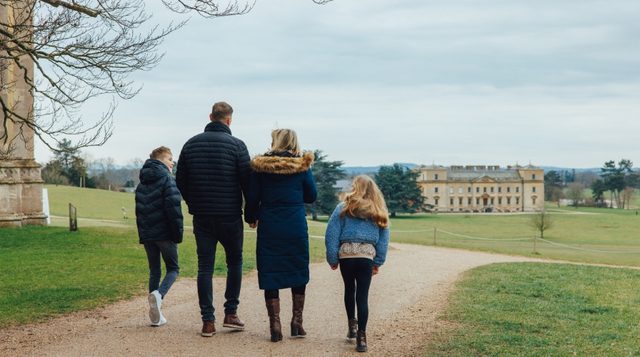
[
  {"xmin": 339, "ymin": 258, "xmax": 373, "ymax": 332},
  {"xmin": 143, "ymin": 240, "xmax": 180, "ymax": 298},
  {"xmin": 194, "ymin": 215, "xmax": 243, "ymax": 321},
  {"xmin": 264, "ymin": 285, "xmax": 306, "ymax": 300}
]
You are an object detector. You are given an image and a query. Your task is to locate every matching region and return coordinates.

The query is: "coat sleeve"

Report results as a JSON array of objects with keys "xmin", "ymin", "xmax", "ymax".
[
  {"xmin": 373, "ymin": 226, "xmax": 390, "ymax": 267},
  {"xmin": 324, "ymin": 204, "xmax": 344, "ymax": 266},
  {"xmin": 237, "ymin": 140, "xmax": 251, "ymax": 210},
  {"xmin": 244, "ymin": 171, "xmax": 260, "ymax": 224},
  {"xmin": 303, "ymin": 169, "xmax": 318, "ymax": 204},
  {"xmin": 175, "ymin": 147, "xmax": 189, "ymax": 204},
  {"xmin": 164, "ymin": 177, "xmax": 184, "ymax": 243}
]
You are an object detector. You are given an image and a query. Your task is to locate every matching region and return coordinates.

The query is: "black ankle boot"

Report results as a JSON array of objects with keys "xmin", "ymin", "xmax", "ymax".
[
  {"xmin": 347, "ymin": 319, "xmax": 357, "ymax": 339},
  {"xmin": 356, "ymin": 330, "xmax": 367, "ymax": 352}
]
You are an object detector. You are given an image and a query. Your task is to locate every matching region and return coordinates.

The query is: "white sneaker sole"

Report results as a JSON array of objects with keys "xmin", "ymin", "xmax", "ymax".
[
  {"xmin": 222, "ymin": 323, "xmax": 245, "ymax": 330},
  {"xmin": 148, "ymin": 293, "xmax": 161, "ymax": 324}
]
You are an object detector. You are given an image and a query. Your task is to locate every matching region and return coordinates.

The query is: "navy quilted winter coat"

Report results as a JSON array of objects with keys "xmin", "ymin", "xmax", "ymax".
[
  {"xmin": 175, "ymin": 121, "xmax": 251, "ymax": 216},
  {"xmin": 245, "ymin": 152, "xmax": 317, "ymax": 290},
  {"xmin": 135, "ymin": 159, "xmax": 184, "ymax": 244}
]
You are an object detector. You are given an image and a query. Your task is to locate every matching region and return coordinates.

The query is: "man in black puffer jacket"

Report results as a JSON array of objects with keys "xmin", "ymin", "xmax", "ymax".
[
  {"xmin": 135, "ymin": 146, "xmax": 183, "ymax": 327},
  {"xmin": 176, "ymin": 101, "xmax": 250, "ymax": 336}
]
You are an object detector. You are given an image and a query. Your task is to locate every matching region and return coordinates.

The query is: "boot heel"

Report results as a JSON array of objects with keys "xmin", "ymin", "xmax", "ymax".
[{"xmin": 291, "ymin": 323, "xmax": 298, "ymax": 337}]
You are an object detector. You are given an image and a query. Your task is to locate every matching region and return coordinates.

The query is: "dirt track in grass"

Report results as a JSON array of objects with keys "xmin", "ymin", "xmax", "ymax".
[{"xmin": 1, "ymin": 244, "xmax": 538, "ymax": 356}]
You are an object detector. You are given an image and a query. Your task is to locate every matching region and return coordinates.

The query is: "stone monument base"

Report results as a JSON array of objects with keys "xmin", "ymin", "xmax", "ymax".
[{"xmin": 0, "ymin": 159, "xmax": 47, "ymax": 227}]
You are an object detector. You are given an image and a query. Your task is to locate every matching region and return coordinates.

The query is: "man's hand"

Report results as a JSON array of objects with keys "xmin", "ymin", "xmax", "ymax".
[
  {"xmin": 330, "ymin": 264, "xmax": 339, "ymax": 270},
  {"xmin": 372, "ymin": 266, "xmax": 379, "ymax": 275}
]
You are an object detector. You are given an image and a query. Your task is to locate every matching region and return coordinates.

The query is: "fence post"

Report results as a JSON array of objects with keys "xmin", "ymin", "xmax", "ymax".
[
  {"xmin": 433, "ymin": 227, "xmax": 437, "ymax": 246},
  {"xmin": 69, "ymin": 203, "xmax": 78, "ymax": 232}
]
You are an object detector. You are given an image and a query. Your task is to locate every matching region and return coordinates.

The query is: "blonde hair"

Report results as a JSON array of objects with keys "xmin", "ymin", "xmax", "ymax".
[
  {"xmin": 270, "ymin": 129, "xmax": 301, "ymax": 156},
  {"xmin": 150, "ymin": 146, "xmax": 172, "ymax": 160},
  {"xmin": 341, "ymin": 175, "xmax": 389, "ymax": 228}
]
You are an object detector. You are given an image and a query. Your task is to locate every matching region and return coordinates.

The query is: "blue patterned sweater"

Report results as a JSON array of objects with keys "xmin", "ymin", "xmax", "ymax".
[{"xmin": 324, "ymin": 203, "xmax": 390, "ymax": 267}]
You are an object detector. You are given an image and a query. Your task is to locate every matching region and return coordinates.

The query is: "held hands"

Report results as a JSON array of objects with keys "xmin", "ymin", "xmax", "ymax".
[
  {"xmin": 372, "ymin": 266, "xmax": 379, "ymax": 276},
  {"xmin": 249, "ymin": 220, "xmax": 258, "ymax": 229},
  {"xmin": 330, "ymin": 264, "xmax": 339, "ymax": 270}
]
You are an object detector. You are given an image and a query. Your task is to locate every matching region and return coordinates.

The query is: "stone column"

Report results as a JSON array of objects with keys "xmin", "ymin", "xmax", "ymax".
[{"xmin": 0, "ymin": 2, "xmax": 47, "ymax": 227}]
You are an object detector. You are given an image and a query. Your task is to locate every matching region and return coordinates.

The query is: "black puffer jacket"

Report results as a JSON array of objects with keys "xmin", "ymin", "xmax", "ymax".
[
  {"xmin": 135, "ymin": 159, "xmax": 184, "ymax": 243},
  {"xmin": 176, "ymin": 121, "xmax": 251, "ymax": 216}
]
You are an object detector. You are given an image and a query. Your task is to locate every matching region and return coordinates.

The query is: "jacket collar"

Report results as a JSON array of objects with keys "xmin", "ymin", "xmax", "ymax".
[
  {"xmin": 204, "ymin": 121, "xmax": 232, "ymax": 135},
  {"xmin": 251, "ymin": 152, "xmax": 314, "ymax": 175}
]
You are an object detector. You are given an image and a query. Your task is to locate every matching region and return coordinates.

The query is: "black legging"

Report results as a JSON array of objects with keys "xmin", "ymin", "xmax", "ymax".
[
  {"xmin": 264, "ymin": 285, "xmax": 306, "ymax": 300},
  {"xmin": 339, "ymin": 258, "xmax": 373, "ymax": 332}
]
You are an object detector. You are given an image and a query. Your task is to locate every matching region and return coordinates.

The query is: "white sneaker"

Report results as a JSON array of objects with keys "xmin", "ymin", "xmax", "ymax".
[
  {"xmin": 152, "ymin": 314, "xmax": 167, "ymax": 327},
  {"xmin": 148, "ymin": 290, "xmax": 162, "ymax": 325}
]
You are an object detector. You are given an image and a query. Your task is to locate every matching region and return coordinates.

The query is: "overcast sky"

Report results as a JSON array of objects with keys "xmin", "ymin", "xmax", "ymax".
[{"xmin": 34, "ymin": 0, "xmax": 640, "ymax": 168}]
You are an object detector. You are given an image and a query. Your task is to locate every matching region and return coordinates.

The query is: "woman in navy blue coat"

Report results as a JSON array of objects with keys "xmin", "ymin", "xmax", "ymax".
[{"xmin": 245, "ymin": 129, "xmax": 317, "ymax": 342}]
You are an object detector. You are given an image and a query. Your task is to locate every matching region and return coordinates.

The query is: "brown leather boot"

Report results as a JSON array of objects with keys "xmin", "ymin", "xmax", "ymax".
[
  {"xmin": 347, "ymin": 319, "xmax": 357, "ymax": 339},
  {"xmin": 291, "ymin": 293, "xmax": 307, "ymax": 337},
  {"xmin": 265, "ymin": 298, "xmax": 283, "ymax": 342},
  {"xmin": 356, "ymin": 330, "xmax": 367, "ymax": 352}
]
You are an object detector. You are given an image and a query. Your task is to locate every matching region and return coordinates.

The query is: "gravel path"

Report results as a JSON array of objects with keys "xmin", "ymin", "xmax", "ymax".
[{"xmin": 2, "ymin": 244, "xmax": 538, "ymax": 356}]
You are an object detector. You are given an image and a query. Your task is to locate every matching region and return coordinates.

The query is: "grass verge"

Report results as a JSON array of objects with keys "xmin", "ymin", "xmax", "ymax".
[
  {"xmin": 0, "ymin": 226, "xmax": 325, "ymax": 328},
  {"xmin": 425, "ymin": 263, "xmax": 640, "ymax": 356}
]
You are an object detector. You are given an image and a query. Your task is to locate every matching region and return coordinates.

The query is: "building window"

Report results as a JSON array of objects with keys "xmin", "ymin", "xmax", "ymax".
[
  {"xmin": 459, "ymin": 197, "xmax": 463, "ymax": 205},
  {"xmin": 435, "ymin": 198, "xmax": 439, "ymax": 205},
  {"xmin": 490, "ymin": 187, "xmax": 494, "ymax": 193},
  {"xmin": 468, "ymin": 187, "xmax": 471, "ymax": 193},
  {"xmin": 490, "ymin": 198, "xmax": 494, "ymax": 205},
  {"xmin": 450, "ymin": 198, "xmax": 454, "ymax": 205},
  {"xmin": 476, "ymin": 198, "xmax": 480, "ymax": 205},
  {"xmin": 507, "ymin": 187, "xmax": 511, "ymax": 193},
  {"xmin": 468, "ymin": 197, "xmax": 472, "ymax": 205},
  {"xmin": 507, "ymin": 197, "xmax": 511, "ymax": 204},
  {"xmin": 516, "ymin": 187, "xmax": 520, "ymax": 193},
  {"xmin": 498, "ymin": 197, "xmax": 502, "ymax": 205},
  {"xmin": 435, "ymin": 187, "xmax": 439, "ymax": 193},
  {"xmin": 483, "ymin": 187, "xmax": 487, "ymax": 193},
  {"xmin": 532, "ymin": 174, "xmax": 536, "ymax": 180},
  {"xmin": 498, "ymin": 187, "xmax": 502, "ymax": 193},
  {"xmin": 532, "ymin": 187, "xmax": 537, "ymax": 193},
  {"xmin": 532, "ymin": 197, "xmax": 537, "ymax": 205},
  {"xmin": 476, "ymin": 187, "xmax": 480, "ymax": 193},
  {"xmin": 449, "ymin": 188, "xmax": 454, "ymax": 194},
  {"xmin": 435, "ymin": 174, "xmax": 439, "ymax": 180},
  {"xmin": 516, "ymin": 197, "xmax": 520, "ymax": 204},
  {"xmin": 458, "ymin": 187, "xmax": 463, "ymax": 194}
]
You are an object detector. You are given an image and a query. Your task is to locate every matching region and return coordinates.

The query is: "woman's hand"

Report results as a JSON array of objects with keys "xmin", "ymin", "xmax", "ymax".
[
  {"xmin": 249, "ymin": 220, "xmax": 258, "ymax": 229},
  {"xmin": 372, "ymin": 266, "xmax": 379, "ymax": 275},
  {"xmin": 330, "ymin": 264, "xmax": 339, "ymax": 270}
]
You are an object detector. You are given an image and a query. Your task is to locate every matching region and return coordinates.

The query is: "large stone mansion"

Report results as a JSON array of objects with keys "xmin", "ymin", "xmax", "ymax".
[{"xmin": 415, "ymin": 164, "xmax": 544, "ymax": 212}]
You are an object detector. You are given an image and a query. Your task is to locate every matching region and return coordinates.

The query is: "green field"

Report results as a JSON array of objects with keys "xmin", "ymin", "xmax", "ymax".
[
  {"xmin": 47, "ymin": 185, "xmax": 640, "ymax": 267},
  {"xmin": 425, "ymin": 263, "xmax": 640, "ymax": 356},
  {"xmin": 0, "ymin": 225, "xmax": 325, "ymax": 328}
]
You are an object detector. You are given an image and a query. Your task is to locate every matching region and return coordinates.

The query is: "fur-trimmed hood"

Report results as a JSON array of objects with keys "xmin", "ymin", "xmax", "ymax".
[{"xmin": 250, "ymin": 152, "xmax": 314, "ymax": 175}]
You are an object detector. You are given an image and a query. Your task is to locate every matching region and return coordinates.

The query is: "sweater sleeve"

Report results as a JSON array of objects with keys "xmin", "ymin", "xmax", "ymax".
[
  {"xmin": 324, "ymin": 203, "xmax": 344, "ymax": 266},
  {"xmin": 373, "ymin": 226, "xmax": 390, "ymax": 267}
]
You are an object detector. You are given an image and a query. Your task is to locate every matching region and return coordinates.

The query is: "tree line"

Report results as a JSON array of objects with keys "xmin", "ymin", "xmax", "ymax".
[{"xmin": 544, "ymin": 159, "xmax": 638, "ymax": 209}]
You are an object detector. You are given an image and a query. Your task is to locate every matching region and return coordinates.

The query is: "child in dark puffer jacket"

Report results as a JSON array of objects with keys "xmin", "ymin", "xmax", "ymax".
[{"xmin": 135, "ymin": 146, "xmax": 183, "ymax": 327}]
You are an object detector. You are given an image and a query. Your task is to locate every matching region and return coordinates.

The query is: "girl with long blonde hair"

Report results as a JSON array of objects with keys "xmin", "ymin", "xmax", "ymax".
[{"xmin": 324, "ymin": 175, "xmax": 390, "ymax": 353}]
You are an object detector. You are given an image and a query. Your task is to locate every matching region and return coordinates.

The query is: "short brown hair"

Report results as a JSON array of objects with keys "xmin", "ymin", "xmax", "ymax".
[
  {"xmin": 150, "ymin": 146, "xmax": 172, "ymax": 160},
  {"xmin": 211, "ymin": 101, "xmax": 233, "ymax": 121}
]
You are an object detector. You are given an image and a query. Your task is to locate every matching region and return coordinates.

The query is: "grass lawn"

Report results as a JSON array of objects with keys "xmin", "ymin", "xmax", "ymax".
[
  {"xmin": 425, "ymin": 263, "xmax": 640, "ymax": 356},
  {"xmin": 307, "ymin": 206, "xmax": 640, "ymax": 267},
  {"xmin": 0, "ymin": 226, "xmax": 325, "ymax": 328}
]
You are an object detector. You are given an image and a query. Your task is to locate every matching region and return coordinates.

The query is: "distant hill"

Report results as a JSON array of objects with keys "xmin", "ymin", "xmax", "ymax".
[
  {"xmin": 343, "ymin": 163, "xmax": 418, "ymax": 175},
  {"xmin": 343, "ymin": 164, "xmax": 601, "ymax": 175}
]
